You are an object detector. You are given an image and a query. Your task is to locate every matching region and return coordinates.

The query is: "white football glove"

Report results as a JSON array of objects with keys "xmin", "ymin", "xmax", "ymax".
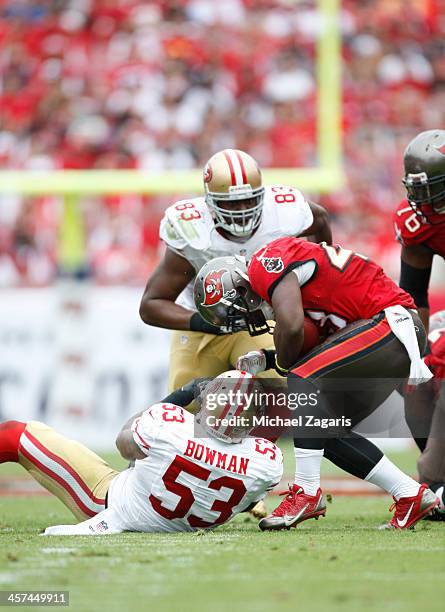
[{"xmin": 236, "ymin": 350, "xmax": 267, "ymax": 375}]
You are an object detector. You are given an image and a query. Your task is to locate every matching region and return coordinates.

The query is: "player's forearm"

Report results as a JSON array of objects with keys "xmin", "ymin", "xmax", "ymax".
[
  {"xmin": 116, "ymin": 431, "xmax": 146, "ymax": 461},
  {"xmin": 116, "ymin": 410, "xmax": 146, "ymax": 460},
  {"xmin": 274, "ymin": 324, "xmax": 304, "ymax": 371},
  {"xmin": 311, "ymin": 214, "xmax": 332, "ymax": 245},
  {"xmin": 418, "ymin": 307, "xmax": 430, "ymax": 336},
  {"xmin": 139, "ymin": 298, "xmax": 195, "ymax": 330},
  {"xmin": 399, "ymin": 248, "xmax": 432, "ymax": 331},
  {"xmin": 140, "ymin": 298, "xmax": 224, "ymax": 334}
]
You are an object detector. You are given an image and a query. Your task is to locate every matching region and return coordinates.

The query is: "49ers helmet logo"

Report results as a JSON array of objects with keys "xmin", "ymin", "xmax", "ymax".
[
  {"xmin": 202, "ymin": 268, "xmax": 228, "ymax": 306},
  {"xmin": 261, "ymin": 256, "xmax": 284, "ymax": 273},
  {"xmin": 203, "ymin": 163, "xmax": 213, "ymax": 183}
]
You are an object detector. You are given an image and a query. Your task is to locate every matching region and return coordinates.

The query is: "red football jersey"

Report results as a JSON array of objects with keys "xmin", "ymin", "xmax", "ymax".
[
  {"xmin": 427, "ymin": 327, "xmax": 445, "ymax": 381},
  {"xmin": 393, "ymin": 200, "xmax": 445, "ymax": 257},
  {"xmin": 248, "ymin": 237, "xmax": 415, "ymax": 331}
]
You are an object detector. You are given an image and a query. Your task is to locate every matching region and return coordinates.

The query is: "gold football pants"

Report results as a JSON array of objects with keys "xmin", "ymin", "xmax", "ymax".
[
  {"xmin": 18, "ymin": 421, "xmax": 118, "ymax": 520},
  {"xmin": 168, "ymin": 329, "xmax": 280, "ymax": 392}
]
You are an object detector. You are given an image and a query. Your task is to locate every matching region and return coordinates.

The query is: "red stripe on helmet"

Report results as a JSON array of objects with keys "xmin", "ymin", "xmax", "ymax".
[
  {"xmin": 223, "ymin": 151, "xmax": 237, "ymax": 186},
  {"xmin": 235, "ymin": 151, "xmax": 248, "ymax": 184},
  {"xmin": 218, "ymin": 372, "xmax": 248, "ymax": 429},
  {"xmin": 224, "ymin": 377, "xmax": 256, "ymax": 437}
]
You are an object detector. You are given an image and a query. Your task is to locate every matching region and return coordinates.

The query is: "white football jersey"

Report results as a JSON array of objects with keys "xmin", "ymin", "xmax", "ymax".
[
  {"xmin": 44, "ymin": 404, "xmax": 282, "ymax": 536},
  {"xmin": 100, "ymin": 403, "xmax": 282, "ymax": 533},
  {"xmin": 160, "ymin": 185, "xmax": 313, "ymax": 311}
]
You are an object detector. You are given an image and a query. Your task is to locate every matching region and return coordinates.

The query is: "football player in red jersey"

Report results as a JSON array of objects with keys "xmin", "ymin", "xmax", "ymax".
[
  {"xmin": 194, "ymin": 240, "xmax": 440, "ymax": 530},
  {"xmin": 394, "ymin": 129, "xmax": 445, "ymax": 333},
  {"xmin": 394, "ymin": 130, "xmax": 445, "ymax": 510}
]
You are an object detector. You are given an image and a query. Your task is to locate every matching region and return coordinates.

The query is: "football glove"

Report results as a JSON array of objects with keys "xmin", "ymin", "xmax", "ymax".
[{"xmin": 236, "ymin": 350, "xmax": 267, "ymax": 375}]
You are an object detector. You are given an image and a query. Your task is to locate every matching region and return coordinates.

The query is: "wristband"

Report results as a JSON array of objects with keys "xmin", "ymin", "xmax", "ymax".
[
  {"xmin": 274, "ymin": 358, "xmax": 288, "ymax": 376},
  {"xmin": 262, "ymin": 349, "xmax": 277, "ymax": 371}
]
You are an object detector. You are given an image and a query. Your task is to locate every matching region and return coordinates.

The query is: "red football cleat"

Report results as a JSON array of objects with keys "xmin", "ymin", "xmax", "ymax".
[
  {"xmin": 380, "ymin": 483, "xmax": 440, "ymax": 530},
  {"xmin": 259, "ymin": 484, "xmax": 326, "ymax": 531}
]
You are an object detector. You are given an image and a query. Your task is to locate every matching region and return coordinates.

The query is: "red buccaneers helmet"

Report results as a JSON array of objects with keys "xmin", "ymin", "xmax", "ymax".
[
  {"xmin": 193, "ymin": 256, "xmax": 273, "ymax": 336},
  {"xmin": 203, "ymin": 149, "xmax": 265, "ymax": 238},
  {"xmin": 403, "ymin": 130, "xmax": 445, "ymax": 221}
]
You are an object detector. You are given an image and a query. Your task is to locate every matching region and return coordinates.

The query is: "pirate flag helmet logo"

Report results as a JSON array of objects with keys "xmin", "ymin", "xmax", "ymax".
[{"xmin": 201, "ymin": 268, "xmax": 229, "ymax": 306}]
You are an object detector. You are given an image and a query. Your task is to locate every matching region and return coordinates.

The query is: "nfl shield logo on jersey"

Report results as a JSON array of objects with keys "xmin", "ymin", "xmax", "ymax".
[
  {"xmin": 89, "ymin": 520, "xmax": 109, "ymax": 533},
  {"xmin": 261, "ymin": 256, "xmax": 284, "ymax": 273},
  {"xmin": 202, "ymin": 269, "xmax": 228, "ymax": 306}
]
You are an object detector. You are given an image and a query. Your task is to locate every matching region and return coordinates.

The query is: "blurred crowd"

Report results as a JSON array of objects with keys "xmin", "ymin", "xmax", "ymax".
[{"xmin": 0, "ymin": 0, "xmax": 444, "ymax": 285}]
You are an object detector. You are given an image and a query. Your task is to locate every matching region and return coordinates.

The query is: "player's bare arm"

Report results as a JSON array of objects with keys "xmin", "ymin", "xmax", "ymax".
[
  {"xmin": 115, "ymin": 411, "xmax": 146, "ymax": 460},
  {"xmin": 270, "ymin": 273, "xmax": 305, "ymax": 370},
  {"xmin": 400, "ymin": 244, "xmax": 433, "ymax": 333},
  {"xmin": 139, "ymin": 248, "xmax": 196, "ymax": 330},
  {"xmin": 301, "ymin": 201, "xmax": 332, "ymax": 245}
]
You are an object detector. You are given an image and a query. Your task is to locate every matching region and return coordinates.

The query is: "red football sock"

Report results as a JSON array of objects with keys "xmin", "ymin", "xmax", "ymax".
[{"xmin": 0, "ymin": 421, "xmax": 26, "ymax": 463}]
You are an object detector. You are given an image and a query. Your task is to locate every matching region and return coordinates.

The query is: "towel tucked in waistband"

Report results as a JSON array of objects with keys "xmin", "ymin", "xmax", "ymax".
[{"xmin": 384, "ymin": 305, "xmax": 433, "ymax": 386}]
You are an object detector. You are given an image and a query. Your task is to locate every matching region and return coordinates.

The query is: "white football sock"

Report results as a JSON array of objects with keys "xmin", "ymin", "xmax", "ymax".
[
  {"xmin": 294, "ymin": 447, "xmax": 324, "ymax": 495},
  {"xmin": 365, "ymin": 455, "xmax": 421, "ymax": 500}
]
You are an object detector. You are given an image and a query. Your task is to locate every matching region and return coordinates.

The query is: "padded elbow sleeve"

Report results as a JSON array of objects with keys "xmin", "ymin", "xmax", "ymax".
[
  {"xmin": 399, "ymin": 260, "xmax": 431, "ymax": 308},
  {"xmin": 161, "ymin": 377, "xmax": 210, "ymax": 408}
]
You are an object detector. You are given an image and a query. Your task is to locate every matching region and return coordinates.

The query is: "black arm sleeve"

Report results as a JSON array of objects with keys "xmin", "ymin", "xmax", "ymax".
[
  {"xmin": 190, "ymin": 312, "xmax": 225, "ymax": 334},
  {"xmin": 161, "ymin": 377, "xmax": 210, "ymax": 408},
  {"xmin": 399, "ymin": 260, "xmax": 431, "ymax": 308}
]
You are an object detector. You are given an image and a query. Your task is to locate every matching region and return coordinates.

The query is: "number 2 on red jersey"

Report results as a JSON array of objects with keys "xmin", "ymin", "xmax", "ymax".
[{"xmin": 321, "ymin": 242, "xmax": 368, "ymax": 272}]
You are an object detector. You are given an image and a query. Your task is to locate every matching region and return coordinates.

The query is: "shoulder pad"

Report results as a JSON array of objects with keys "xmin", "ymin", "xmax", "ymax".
[
  {"xmin": 160, "ymin": 198, "xmax": 212, "ymax": 251},
  {"xmin": 266, "ymin": 184, "xmax": 307, "ymax": 205},
  {"xmin": 264, "ymin": 185, "xmax": 313, "ymax": 235}
]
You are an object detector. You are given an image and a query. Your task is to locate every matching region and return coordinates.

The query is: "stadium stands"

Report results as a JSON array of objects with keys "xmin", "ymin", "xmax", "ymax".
[{"xmin": 0, "ymin": 0, "xmax": 444, "ymax": 285}]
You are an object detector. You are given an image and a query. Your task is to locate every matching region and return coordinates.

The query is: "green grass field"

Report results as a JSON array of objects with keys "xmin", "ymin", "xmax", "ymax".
[{"xmin": 1, "ymin": 449, "xmax": 444, "ymax": 612}]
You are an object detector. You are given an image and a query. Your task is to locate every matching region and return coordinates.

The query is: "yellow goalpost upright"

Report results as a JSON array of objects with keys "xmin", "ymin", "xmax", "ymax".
[{"xmin": 0, "ymin": 0, "xmax": 343, "ymax": 269}]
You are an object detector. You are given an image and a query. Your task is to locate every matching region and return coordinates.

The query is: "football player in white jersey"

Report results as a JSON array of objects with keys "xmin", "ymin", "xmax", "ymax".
[
  {"xmin": 0, "ymin": 372, "xmax": 283, "ymax": 535},
  {"xmin": 139, "ymin": 149, "xmax": 332, "ymax": 392}
]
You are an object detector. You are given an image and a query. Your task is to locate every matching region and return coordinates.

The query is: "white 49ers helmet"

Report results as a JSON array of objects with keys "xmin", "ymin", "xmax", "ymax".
[
  {"xmin": 196, "ymin": 371, "xmax": 265, "ymax": 443},
  {"xmin": 203, "ymin": 149, "xmax": 265, "ymax": 238}
]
